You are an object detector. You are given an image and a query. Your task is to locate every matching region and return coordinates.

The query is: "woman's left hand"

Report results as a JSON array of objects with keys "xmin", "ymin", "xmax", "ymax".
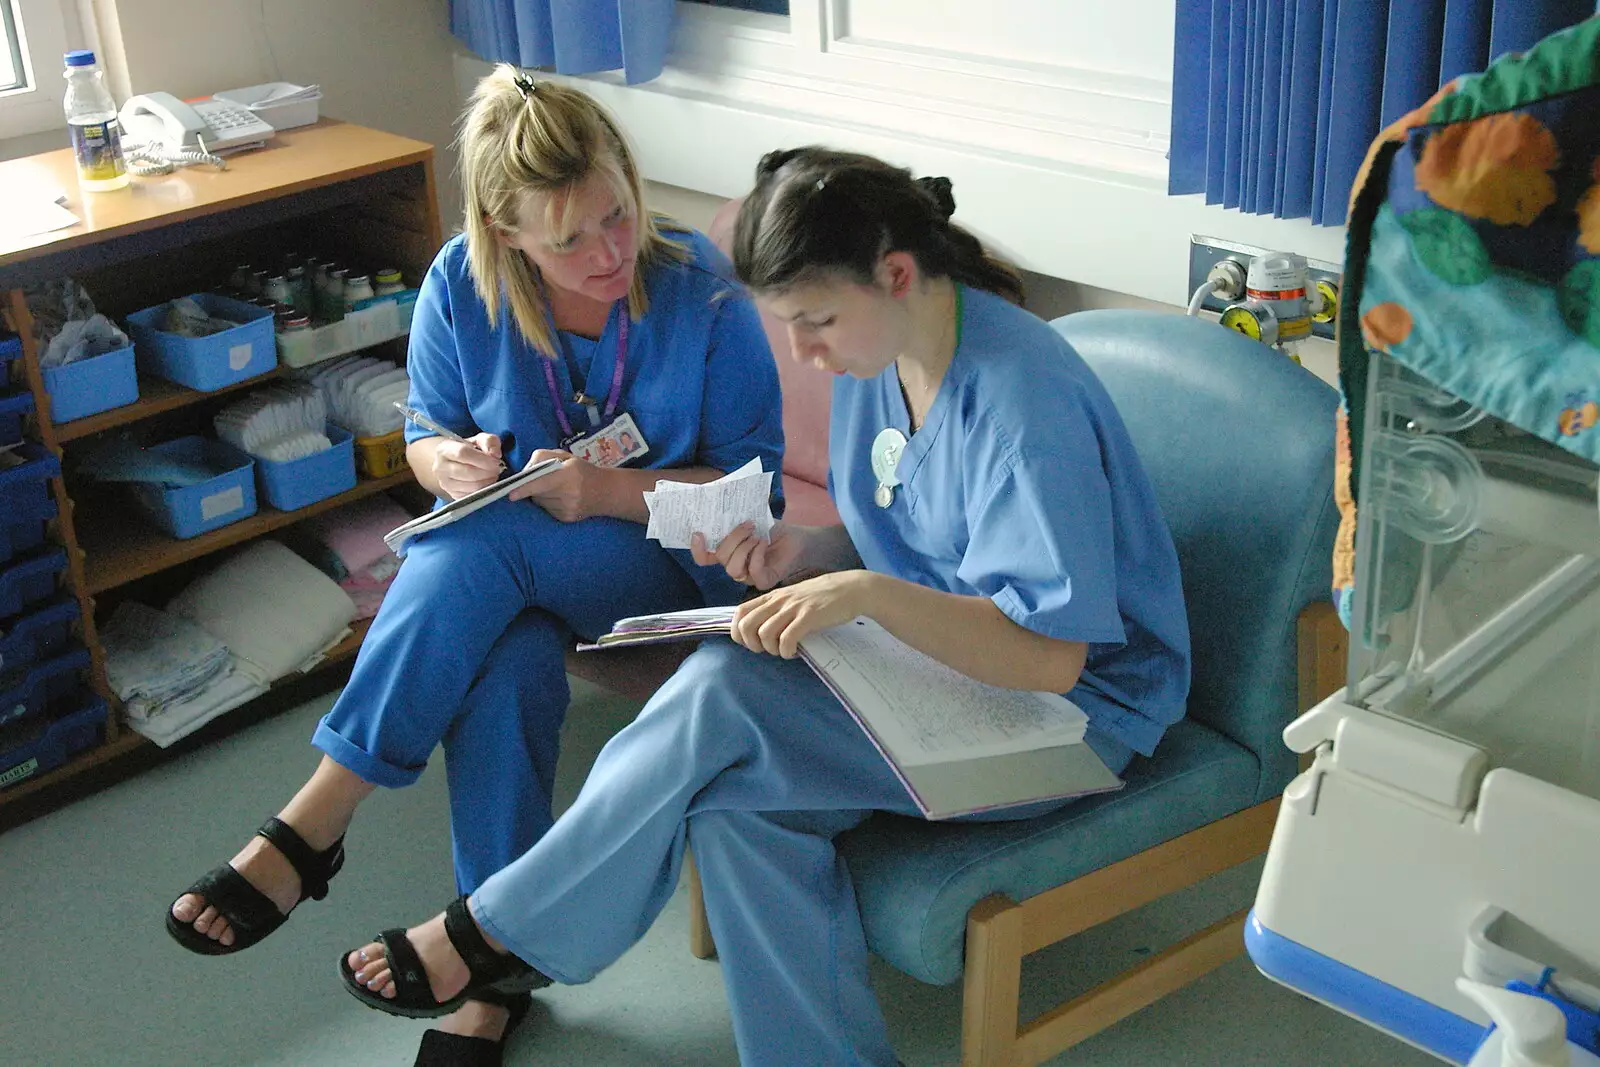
[
  {"xmin": 512, "ymin": 449, "xmax": 609, "ymax": 522},
  {"xmin": 732, "ymin": 570, "xmax": 880, "ymax": 658}
]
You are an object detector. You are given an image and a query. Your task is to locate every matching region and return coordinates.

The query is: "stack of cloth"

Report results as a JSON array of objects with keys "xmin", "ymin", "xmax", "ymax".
[
  {"xmin": 214, "ymin": 381, "xmax": 331, "ymax": 461},
  {"xmin": 295, "ymin": 355, "xmax": 409, "ymax": 437},
  {"xmin": 103, "ymin": 541, "xmax": 357, "ymax": 747},
  {"xmin": 101, "ymin": 601, "xmax": 265, "ymax": 748},
  {"xmin": 302, "ymin": 495, "xmax": 411, "ymax": 619}
]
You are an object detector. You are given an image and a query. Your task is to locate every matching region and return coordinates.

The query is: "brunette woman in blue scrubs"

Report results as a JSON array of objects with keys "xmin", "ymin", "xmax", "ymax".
[
  {"xmin": 165, "ymin": 67, "xmax": 782, "ymax": 1060},
  {"xmin": 333, "ymin": 148, "xmax": 1189, "ymax": 1066}
]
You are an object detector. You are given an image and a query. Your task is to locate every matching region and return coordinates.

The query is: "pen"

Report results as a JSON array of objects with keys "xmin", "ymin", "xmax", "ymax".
[{"xmin": 393, "ymin": 402, "xmax": 507, "ymax": 470}]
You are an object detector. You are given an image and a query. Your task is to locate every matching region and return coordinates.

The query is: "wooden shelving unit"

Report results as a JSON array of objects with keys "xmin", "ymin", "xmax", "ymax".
[
  {"xmin": 53, "ymin": 368, "xmax": 282, "ymax": 442},
  {"xmin": 79, "ymin": 468, "xmax": 416, "ymax": 594},
  {"xmin": 0, "ymin": 121, "xmax": 441, "ymax": 815}
]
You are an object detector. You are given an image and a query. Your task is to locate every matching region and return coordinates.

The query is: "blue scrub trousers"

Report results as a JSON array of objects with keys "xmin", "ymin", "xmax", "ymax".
[
  {"xmin": 312, "ymin": 497, "xmax": 701, "ymax": 893},
  {"xmin": 470, "ymin": 641, "xmax": 1135, "ymax": 1066}
]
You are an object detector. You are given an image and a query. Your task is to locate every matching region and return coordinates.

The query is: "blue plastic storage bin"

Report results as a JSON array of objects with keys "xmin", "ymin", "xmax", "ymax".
[
  {"xmin": 255, "ymin": 424, "xmax": 356, "ymax": 512},
  {"xmin": 0, "ymin": 389, "xmax": 33, "ymax": 448},
  {"xmin": 0, "ymin": 694, "xmax": 107, "ymax": 791},
  {"xmin": 0, "ymin": 646, "xmax": 89, "ymax": 728},
  {"xmin": 128, "ymin": 437, "xmax": 257, "ymax": 539},
  {"xmin": 127, "ymin": 294, "xmax": 277, "ymax": 392},
  {"xmin": 0, "ymin": 597, "xmax": 79, "ymax": 675},
  {"xmin": 0, "ymin": 549, "xmax": 65, "ymax": 621},
  {"xmin": 42, "ymin": 343, "xmax": 139, "ymax": 423},
  {"xmin": 0, "ymin": 443, "xmax": 60, "ymax": 511},
  {"xmin": 0, "ymin": 493, "xmax": 57, "ymax": 568}
]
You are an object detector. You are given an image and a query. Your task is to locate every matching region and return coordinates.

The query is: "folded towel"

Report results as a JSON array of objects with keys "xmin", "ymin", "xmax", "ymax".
[
  {"xmin": 101, "ymin": 601, "xmax": 232, "ymax": 711},
  {"xmin": 168, "ymin": 541, "xmax": 356, "ymax": 685},
  {"xmin": 126, "ymin": 669, "xmax": 268, "ymax": 748}
]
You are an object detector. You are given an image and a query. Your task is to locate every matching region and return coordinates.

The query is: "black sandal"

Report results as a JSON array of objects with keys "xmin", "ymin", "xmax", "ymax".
[
  {"xmin": 340, "ymin": 895, "xmax": 545, "ymax": 1020},
  {"xmin": 165, "ymin": 816, "xmax": 346, "ymax": 956},
  {"xmin": 411, "ymin": 990, "xmax": 535, "ymax": 1067}
]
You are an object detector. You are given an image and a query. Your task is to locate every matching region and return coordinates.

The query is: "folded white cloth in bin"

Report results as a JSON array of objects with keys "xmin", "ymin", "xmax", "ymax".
[{"xmin": 169, "ymin": 541, "xmax": 356, "ymax": 685}]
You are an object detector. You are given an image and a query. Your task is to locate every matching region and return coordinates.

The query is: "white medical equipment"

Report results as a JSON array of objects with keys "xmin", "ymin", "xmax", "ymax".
[{"xmin": 1247, "ymin": 348, "xmax": 1600, "ymax": 1064}]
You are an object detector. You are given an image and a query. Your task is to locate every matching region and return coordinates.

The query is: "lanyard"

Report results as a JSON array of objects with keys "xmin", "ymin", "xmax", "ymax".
[{"xmin": 540, "ymin": 306, "xmax": 628, "ymax": 441}]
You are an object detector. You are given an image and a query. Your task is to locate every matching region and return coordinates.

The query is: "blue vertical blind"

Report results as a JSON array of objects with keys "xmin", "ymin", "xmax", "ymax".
[
  {"xmin": 1169, "ymin": 0, "xmax": 1597, "ymax": 225},
  {"xmin": 451, "ymin": 0, "xmax": 678, "ymax": 84}
]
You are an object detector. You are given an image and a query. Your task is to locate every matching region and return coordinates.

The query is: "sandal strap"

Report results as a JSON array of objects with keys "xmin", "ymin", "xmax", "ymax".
[
  {"xmin": 376, "ymin": 927, "xmax": 434, "ymax": 1004},
  {"xmin": 443, "ymin": 896, "xmax": 521, "ymax": 985},
  {"xmin": 183, "ymin": 863, "xmax": 286, "ymax": 943},
  {"xmin": 256, "ymin": 817, "xmax": 345, "ymax": 902}
]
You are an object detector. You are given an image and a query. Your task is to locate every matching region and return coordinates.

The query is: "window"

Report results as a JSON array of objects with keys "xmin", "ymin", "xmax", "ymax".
[
  {"xmin": 683, "ymin": 0, "xmax": 789, "ymax": 13},
  {"xmin": 2, "ymin": 1, "xmax": 24, "ymax": 91},
  {"xmin": 0, "ymin": 0, "xmax": 77, "ymax": 142}
]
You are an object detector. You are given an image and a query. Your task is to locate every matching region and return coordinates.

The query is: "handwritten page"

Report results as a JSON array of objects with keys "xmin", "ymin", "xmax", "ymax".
[
  {"xmin": 644, "ymin": 458, "xmax": 775, "ymax": 550},
  {"xmin": 799, "ymin": 619, "xmax": 1088, "ymax": 766}
]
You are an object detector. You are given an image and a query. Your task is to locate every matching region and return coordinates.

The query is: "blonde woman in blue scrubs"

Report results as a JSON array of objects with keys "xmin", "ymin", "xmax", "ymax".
[
  {"xmin": 332, "ymin": 148, "xmax": 1190, "ymax": 1066},
  {"xmin": 165, "ymin": 68, "xmax": 782, "ymax": 1061}
]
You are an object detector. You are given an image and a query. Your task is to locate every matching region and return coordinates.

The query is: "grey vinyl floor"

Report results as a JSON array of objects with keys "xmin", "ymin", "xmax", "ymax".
[{"xmin": 0, "ymin": 678, "xmax": 1439, "ymax": 1066}]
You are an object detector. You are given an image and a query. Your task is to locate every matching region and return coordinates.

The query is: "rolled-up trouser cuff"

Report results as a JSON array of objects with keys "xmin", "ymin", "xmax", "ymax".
[{"xmin": 311, "ymin": 719, "xmax": 425, "ymax": 789}]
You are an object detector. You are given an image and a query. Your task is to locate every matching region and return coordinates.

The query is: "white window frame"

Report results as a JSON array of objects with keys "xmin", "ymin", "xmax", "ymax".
[{"xmin": 0, "ymin": 0, "xmax": 81, "ymax": 142}]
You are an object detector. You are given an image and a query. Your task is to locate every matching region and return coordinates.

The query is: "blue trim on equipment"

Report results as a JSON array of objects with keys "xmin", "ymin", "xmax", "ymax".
[{"xmin": 1245, "ymin": 909, "xmax": 1487, "ymax": 1064}]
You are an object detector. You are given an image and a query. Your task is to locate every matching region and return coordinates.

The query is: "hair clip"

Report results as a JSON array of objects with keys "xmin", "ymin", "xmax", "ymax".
[
  {"xmin": 513, "ymin": 73, "xmax": 537, "ymax": 99},
  {"xmin": 814, "ymin": 177, "xmax": 828, "ymax": 193}
]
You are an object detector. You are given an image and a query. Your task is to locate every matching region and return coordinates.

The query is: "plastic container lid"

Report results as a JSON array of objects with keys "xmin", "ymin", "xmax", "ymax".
[{"xmin": 64, "ymin": 50, "xmax": 97, "ymax": 67}]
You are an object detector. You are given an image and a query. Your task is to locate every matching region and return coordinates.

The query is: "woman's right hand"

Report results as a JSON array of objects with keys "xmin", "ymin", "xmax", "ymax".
[
  {"xmin": 431, "ymin": 433, "xmax": 503, "ymax": 500},
  {"xmin": 691, "ymin": 521, "xmax": 807, "ymax": 590}
]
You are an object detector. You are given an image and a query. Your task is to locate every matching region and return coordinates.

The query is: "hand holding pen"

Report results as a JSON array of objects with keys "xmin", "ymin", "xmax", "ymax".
[{"xmin": 395, "ymin": 402, "xmax": 508, "ymax": 499}]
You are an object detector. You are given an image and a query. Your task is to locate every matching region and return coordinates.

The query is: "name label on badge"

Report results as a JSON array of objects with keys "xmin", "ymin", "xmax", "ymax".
[{"xmin": 568, "ymin": 412, "xmax": 649, "ymax": 468}]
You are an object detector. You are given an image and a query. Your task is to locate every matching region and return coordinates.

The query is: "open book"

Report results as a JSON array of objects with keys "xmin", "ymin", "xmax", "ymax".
[
  {"xmin": 580, "ymin": 608, "xmax": 1123, "ymax": 819},
  {"xmin": 384, "ymin": 457, "xmax": 563, "ymax": 554}
]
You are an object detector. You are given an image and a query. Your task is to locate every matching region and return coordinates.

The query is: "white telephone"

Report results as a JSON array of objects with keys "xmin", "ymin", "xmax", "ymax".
[{"xmin": 118, "ymin": 91, "xmax": 275, "ymax": 154}]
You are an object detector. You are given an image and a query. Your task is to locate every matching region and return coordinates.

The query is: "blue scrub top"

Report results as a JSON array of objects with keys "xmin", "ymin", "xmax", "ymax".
[
  {"xmin": 830, "ymin": 286, "xmax": 1190, "ymax": 756},
  {"xmin": 403, "ymin": 228, "xmax": 785, "ymax": 605}
]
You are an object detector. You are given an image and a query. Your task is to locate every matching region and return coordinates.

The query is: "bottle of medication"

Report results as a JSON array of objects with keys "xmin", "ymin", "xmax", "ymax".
[
  {"xmin": 373, "ymin": 268, "xmax": 405, "ymax": 297},
  {"xmin": 264, "ymin": 274, "xmax": 293, "ymax": 306},
  {"xmin": 343, "ymin": 273, "xmax": 375, "ymax": 310},
  {"xmin": 63, "ymin": 51, "xmax": 128, "ymax": 192}
]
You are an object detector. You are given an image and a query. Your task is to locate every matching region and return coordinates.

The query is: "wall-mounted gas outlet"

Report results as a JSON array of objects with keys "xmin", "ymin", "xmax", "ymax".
[{"xmin": 1188, "ymin": 236, "xmax": 1344, "ymax": 341}]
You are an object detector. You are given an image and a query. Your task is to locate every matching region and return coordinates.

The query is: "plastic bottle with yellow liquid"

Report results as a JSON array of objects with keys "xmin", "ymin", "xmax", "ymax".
[{"xmin": 63, "ymin": 50, "xmax": 128, "ymax": 192}]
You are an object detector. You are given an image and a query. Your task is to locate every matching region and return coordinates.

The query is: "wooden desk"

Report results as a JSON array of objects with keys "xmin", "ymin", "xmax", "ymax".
[{"xmin": 0, "ymin": 120, "xmax": 441, "ymax": 818}]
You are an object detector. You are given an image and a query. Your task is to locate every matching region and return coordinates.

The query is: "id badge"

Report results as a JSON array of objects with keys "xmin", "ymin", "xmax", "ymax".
[{"xmin": 566, "ymin": 411, "xmax": 649, "ymax": 469}]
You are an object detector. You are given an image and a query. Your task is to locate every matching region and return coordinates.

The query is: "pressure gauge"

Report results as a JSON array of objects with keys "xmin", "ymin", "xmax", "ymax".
[{"xmin": 1220, "ymin": 301, "xmax": 1278, "ymax": 346}]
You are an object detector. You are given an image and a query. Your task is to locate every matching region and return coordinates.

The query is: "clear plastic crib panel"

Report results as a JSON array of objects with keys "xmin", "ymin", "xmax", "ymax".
[{"xmin": 1349, "ymin": 352, "xmax": 1600, "ymax": 801}]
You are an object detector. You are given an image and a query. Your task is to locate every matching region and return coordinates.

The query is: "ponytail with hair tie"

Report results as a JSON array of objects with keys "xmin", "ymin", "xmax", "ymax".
[{"xmin": 914, "ymin": 175, "xmax": 956, "ymax": 221}]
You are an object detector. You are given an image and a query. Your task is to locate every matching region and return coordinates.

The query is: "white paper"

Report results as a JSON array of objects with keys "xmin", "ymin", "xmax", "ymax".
[
  {"xmin": 0, "ymin": 198, "xmax": 79, "ymax": 239},
  {"xmin": 798, "ymin": 619, "xmax": 1088, "ymax": 766},
  {"xmin": 643, "ymin": 458, "xmax": 775, "ymax": 550}
]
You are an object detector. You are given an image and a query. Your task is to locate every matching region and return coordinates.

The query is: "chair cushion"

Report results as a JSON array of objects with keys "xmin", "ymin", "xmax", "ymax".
[
  {"xmin": 840, "ymin": 719, "xmax": 1258, "ymax": 985},
  {"xmin": 781, "ymin": 473, "xmax": 838, "ymax": 526}
]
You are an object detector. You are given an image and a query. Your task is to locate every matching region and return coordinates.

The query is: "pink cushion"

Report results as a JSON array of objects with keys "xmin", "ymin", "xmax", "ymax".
[
  {"xmin": 783, "ymin": 472, "xmax": 839, "ymax": 526},
  {"xmin": 708, "ymin": 198, "xmax": 834, "ymax": 493}
]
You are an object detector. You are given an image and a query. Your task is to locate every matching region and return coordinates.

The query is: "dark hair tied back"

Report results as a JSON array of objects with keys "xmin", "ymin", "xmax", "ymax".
[
  {"xmin": 732, "ymin": 147, "xmax": 1022, "ymax": 305},
  {"xmin": 914, "ymin": 175, "xmax": 956, "ymax": 221}
]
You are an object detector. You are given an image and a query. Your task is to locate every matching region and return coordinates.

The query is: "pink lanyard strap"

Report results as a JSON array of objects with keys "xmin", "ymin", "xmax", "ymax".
[{"xmin": 541, "ymin": 307, "xmax": 629, "ymax": 440}]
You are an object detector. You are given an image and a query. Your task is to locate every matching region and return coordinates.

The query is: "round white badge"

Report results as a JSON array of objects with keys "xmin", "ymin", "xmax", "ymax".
[{"xmin": 870, "ymin": 427, "xmax": 907, "ymax": 509}]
